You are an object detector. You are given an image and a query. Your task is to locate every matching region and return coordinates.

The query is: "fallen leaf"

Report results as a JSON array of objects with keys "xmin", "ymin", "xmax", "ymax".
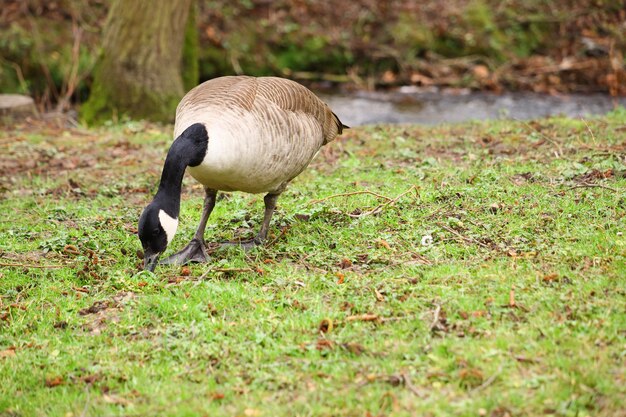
[
  {"xmin": 211, "ymin": 392, "xmax": 225, "ymax": 400},
  {"xmin": 319, "ymin": 318, "xmax": 333, "ymax": 333},
  {"xmin": 78, "ymin": 373, "xmax": 100, "ymax": 384},
  {"xmin": 181, "ymin": 266, "xmax": 191, "ymax": 276},
  {"xmin": 376, "ymin": 239, "xmax": 391, "ymax": 249},
  {"xmin": 542, "ymin": 273, "xmax": 559, "ymax": 282},
  {"xmin": 63, "ymin": 245, "xmax": 80, "ymax": 255},
  {"xmin": 244, "ymin": 409, "xmax": 261, "ymax": 417},
  {"xmin": 473, "ymin": 65, "xmax": 490, "ymax": 79},
  {"xmin": 340, "ymin": 301, "xmax": 354, "ymax": 311},
  {"xmin": 342, "ymin": 342, "xmax": 366, "ymax": 355},
  {"xmin": 339, "ymin": 258, "xmax": 352, "ymax": 269},
  {"xmin": 316, "ymin": 339, "xmax": 333, "ymax": 350},
  {"xmin": 0, "ymin": 348, "xmax": 16, "ymax": 358},
  {"xmin": 489, "ymin": 202, "xmax": 503, "ymax": 213},
  {"xmin": 458, "ymin": 367, "xmax": 484, "ymax": 389},
  {"xmin": 45, "ymin": 376, "xmax": 64, "ymax": 387},
  {"xmin": 53, "ymin": 320, "xmax": 68, "ymax": 329},
  {"xmin": 335, "ymin": 272, "xmax": 345, "ymax": 284},
  {"xmin": 381, "ymin": 70, "xmax": 397, "ymax": 83},
  {"xmin": 79, "ymin": 300, "xmax": 109, "ymax": 315}
]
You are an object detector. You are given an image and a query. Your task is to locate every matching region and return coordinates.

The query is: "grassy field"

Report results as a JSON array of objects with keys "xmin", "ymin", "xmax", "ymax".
[{"xmin": 1, "ymin": 109, "xmax": 625, "ymax": 416}]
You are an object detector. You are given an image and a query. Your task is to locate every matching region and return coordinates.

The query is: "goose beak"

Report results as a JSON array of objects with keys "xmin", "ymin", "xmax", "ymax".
[{"xmin": 143, "ymin": 251, "xmax": 161, "ymax": 272}]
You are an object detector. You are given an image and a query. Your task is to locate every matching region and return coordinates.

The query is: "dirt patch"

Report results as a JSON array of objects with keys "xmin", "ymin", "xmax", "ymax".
[
  {"xmin": 0, "ymin": 122, "xmax": 168, "ymax": 198},
  {"xmin": 80, "ymin": 292, "xmax": 136, "ymax": 335}
]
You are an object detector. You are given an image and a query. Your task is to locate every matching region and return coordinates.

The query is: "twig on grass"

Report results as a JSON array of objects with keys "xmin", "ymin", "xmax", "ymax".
[
  {"xmin": 469, "ymin": 366, "xmax": 502, "ymax": 394},
  {"xmin": 429, "ymin": 303, "xmax": 442, "ymax": 331},
  {"xmin": 565, "ymin": 182, "xmax": 617, "ymax": 193},
  {"xmin": 0, "ymin": 262, "xmax": 66, "ymax": 269},
  {"xmin": 337, "ymin": 314, "xmax": 412, "ymax": 327},
  {"xmin": 309, "ymin": 185, "xmax": 418, "ymax": 218},
  {"xmin": 309, "ymin": 189, "xmax": 395, "ymax": 204},
  {"xmin": 197, "ymin": 267, "xmax": 254, "ymax": 280},
  {"xmin": 437, "ymin": 223, "xmax": 491, "ymax": 249},
  {"xmin": 349, "ymin": 185, "xmax": 417, "ymax": 218},
  {"xmin": 266, "ymin": 225, "xmax": 291, "ymax": 248},
  {"xmin": 401, "ymin": 372, "xmax": 425, "ymax": 397},
  {"xmin": 580, "ymin": 117, "xmax": 597, "ymax": 143},
  {"xmin": 519, "ymin": 119, "xmax": 564, "ymax": 156}
]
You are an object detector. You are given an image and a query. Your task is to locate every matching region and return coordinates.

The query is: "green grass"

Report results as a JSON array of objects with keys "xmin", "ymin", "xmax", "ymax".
[{"xmin": 1, "ymin": 110, "xmax": 625, "ymax": 416}]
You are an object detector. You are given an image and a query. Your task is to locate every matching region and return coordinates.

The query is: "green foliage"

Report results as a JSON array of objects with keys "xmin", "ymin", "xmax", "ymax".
[
  {"xmin": 391, "ymin": 14, "xmax": 435, "ymax": 57},
  {"xmin": 0, "ymin": 23, "xmax": 34, "ymax": 93},
  {"xmin": 1, "ymin": 112, "xmax": 625, "ymax": 415},
  {"xmin": 390, "ymin": 0, "xmax": 552, "ymax": 63},
  {"xmin": 0, "ymin": 18, "xmax": 96, "ymax": 100}
]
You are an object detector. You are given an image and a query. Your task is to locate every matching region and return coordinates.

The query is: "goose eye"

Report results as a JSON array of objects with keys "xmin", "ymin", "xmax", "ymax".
[{"xmin": 152, "ymin": 228, "xmax": 160, "ymax": 237}]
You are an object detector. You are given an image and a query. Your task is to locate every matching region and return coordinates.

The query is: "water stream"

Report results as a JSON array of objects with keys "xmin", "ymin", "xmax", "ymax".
[{"xmin": 317, "ymin": 88, "xmax": 626, "ymax": 126}]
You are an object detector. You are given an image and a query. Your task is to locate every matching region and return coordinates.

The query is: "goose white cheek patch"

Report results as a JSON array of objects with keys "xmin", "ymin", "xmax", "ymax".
[{"xmin": 158, "ymin": 210, "xmax": 178, "ymax": 245}]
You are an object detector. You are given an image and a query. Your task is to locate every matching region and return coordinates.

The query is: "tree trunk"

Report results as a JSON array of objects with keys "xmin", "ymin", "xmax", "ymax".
[{"xmin": 81, "ymin": 0, "xmax": 194, "ymax": 123}]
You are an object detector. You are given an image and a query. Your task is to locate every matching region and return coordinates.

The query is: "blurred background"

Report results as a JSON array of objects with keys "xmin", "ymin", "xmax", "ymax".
[{"xmin": 1, "ymin": 0, "xmax": 625, "ymax": 125}]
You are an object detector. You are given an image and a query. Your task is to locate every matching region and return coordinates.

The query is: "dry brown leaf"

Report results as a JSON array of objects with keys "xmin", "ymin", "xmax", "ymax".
[
  {"xmin": 473, "ymin": 65, "xmax": 490, "ymax": 79},
  {"xmin": 542, "ymin": 273, "xmax": 559, "ymax": 282},
  {"xmin": 342, "ymin": 342, "xmax": 366, "ymax": 355},
  {"xmin": 316, "ymin": 339, "xmax": 334, "ymax": 350},
  {"xmin": 319, "ymin": 318, "xmax": 333, "ymax": 333},
  {"xmin": 0, "ymin": 348, "xmax": 16, "ymax": 358},
  {"xmin": 339, "ymin": 258, "xmax": 352, "ymax": 269},
  {"xmin": 376, "ymin": 239, "xmax": 391, "ymax": 249},
  {"xmin": 102, "ymin": 393, "xmax": 131, "ymax": 406},
  {"xmin": 45, "ymin": 376, "xmax": 64, "ymax": 387}
]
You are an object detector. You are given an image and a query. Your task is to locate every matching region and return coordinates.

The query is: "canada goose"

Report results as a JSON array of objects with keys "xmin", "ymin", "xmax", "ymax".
[{"xmin": 138, "ymin": 76, "xmax": 347, "ymax": 271}]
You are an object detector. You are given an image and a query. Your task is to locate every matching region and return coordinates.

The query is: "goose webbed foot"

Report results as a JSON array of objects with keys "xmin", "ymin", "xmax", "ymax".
[{"xmin": 160, "ymin": 238, "xmax": 210, "ymax": 266}]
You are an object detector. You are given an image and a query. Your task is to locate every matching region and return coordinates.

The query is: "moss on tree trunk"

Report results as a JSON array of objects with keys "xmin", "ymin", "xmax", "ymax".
[
  {"xmin": 182, "ymin": 1, "xmax": 199, "ymax": 92},
  {"xmin": 81, "ymin": 0, "xmax": 194, "ymax": 124}
]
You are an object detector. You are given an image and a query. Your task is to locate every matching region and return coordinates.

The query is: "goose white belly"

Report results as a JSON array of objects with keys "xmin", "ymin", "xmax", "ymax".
[{"xmin": 178, "ymin": 106, "xmax": 324, "ymax": 194}]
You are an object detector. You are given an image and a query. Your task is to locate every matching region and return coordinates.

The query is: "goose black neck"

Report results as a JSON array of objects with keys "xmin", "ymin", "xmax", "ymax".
[{"xmin": 153, "ymin": 123, "xmax": 209, "ymax": 218}]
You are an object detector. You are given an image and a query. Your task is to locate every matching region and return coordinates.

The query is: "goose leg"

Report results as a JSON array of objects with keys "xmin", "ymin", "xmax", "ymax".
[
  {"xmin": 222, "ymin": 192, "xmax": 281, "ymax": 250},
  {"xmin": 160, "ymin": 188, "xmax": 217, "ymax": 265}
]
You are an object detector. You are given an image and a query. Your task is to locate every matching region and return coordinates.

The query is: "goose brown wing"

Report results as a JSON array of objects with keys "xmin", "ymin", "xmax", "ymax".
[
  {"xmin": 255, "ymin": 77, "xmax": 345, "ymax": 144},
  {"xmin": 176, "ymin": 76, "xmax": 257, "ymax": 114},
  {"xmin": 176, "ymin": 76, "xmax": 346, "ymax": 144}
]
